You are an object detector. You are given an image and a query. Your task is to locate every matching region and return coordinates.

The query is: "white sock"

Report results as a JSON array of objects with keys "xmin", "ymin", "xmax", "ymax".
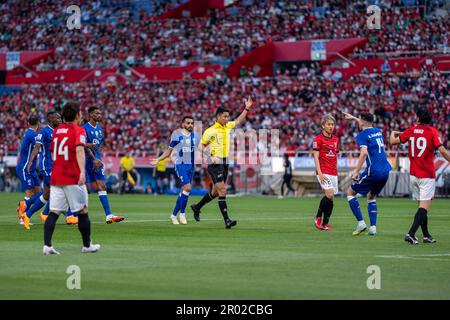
[{"xmin": 358, "ymin": 220, "xmax": 367, "ymax": 228}]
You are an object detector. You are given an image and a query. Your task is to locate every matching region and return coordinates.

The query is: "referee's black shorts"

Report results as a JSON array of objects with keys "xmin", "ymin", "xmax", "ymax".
[{"xmin": 207, "ymin": 162, "xmax": 229, "ymax": 184}]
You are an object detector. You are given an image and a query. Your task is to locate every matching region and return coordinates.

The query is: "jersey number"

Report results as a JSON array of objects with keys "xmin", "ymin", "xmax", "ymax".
[
  {"xmin": 53, "ymin": 137, "xmax": 69, "ymax": 161},
  {"xmin": 410, "ymin": 137, "xmax": 427, "ymax": 157},
  {"xmin": 376, "ymin": 138, "xmax": 384, "ymax": 153}
]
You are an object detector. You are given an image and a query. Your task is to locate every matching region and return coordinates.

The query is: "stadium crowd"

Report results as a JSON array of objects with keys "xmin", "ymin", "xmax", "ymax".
[
  {"xmin": 0, "ymin": 0, "xmax": 448, "ymax": 69},
  {"xmin": 1, "ymin": 65, "xmax": 448, "ymax": 156}
]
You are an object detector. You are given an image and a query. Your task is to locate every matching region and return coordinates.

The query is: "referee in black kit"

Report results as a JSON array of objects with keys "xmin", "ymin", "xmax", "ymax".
[{"xmin": 191, "ymin": 97, "xmax": 254, "ymax": 228}]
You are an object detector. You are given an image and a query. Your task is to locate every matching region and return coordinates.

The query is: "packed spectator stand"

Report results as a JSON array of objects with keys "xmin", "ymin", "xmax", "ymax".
[{"xmin": 0, "ymin": 0, "xmax": 449, "ymax": 158}]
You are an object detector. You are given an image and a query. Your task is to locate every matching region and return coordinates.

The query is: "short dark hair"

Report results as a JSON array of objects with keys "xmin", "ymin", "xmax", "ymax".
[
  {"xmin": 28, "ymin": 113, "xmax": 39, "ymax": 126},
  {"xmin": 46, "ymin": 110, "xmax": 58, "ymax": 118},
  {"xmin": 181, "ymin": 115, "xmax": 194, "ymax": 123},
  {"xmin": 360, "ymin": 112, "xmax": 374, "ymax": 124},
  {"xmin": 62, "ymin": 101, "xmax": 80, "ymax": 122},
  {"xmin": 216, "ymin": 107, "xmax": 230, "ymax": 116},
  {"xmin": 416, "ymin": 107, "xmax": 432, "ymax": 125},
  {"xmin": 88, "ymin": 106, "xmax": 99, "ymax": 114}
]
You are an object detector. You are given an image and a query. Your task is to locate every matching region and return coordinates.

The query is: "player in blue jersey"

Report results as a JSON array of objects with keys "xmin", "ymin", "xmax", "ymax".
[
  {"xmin": 152, "ymin": 116, "xmax": 198, "ymax": 225},
  {"xmin": 83, "ymin": 107, "xmax": 124, "ymax": 224},
  {"xmin": 23, "ymin": 111, "xmax": 70, "ymax": 228},
  {"xmin": 16, "ymin": 114, "xmax": 42, "ymax": 228},
  {"xmin": 343, "ymin": 112, "xmax": 392, "ymax": 236}
]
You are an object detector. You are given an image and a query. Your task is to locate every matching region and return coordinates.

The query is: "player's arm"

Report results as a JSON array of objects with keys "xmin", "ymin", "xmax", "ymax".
[
  {"xmin": 151, "ymin": 147, "xmax": 173, "ymax": 166},
  {"xmin": 76, "ymin": 145, "xmax": 86, "ymax": 185},
  {"xmin": 343, "ymin": 112, "xmax": 363, "ymax": 127},
  {"xmin": 85, "ymin": 143, "xmax": 99, "ymax": 151},
  {"xmin": 438, "ymin": 145, "xmax": 450, "ymax": 162},
  {"xmin": 85, "ymin": 146, "xmax": 103, "ymax": 171},
  {"xmin": 313, "ymin": 150, "xmax": 327, "ymax": 184},
  {"xmin": 389, "ymin": 131, "xmax": 403, "ymax": 145},
  {"xmin": 26, "ymin": 143, "xmax": 42, "ymax": 173},
  {"xmin": 234, "ymin": 96, "xmax": 253, "ymax": 128},
  {"xmin": 352, "ymin": 146, "xmax": 368, "ymax": 181}
]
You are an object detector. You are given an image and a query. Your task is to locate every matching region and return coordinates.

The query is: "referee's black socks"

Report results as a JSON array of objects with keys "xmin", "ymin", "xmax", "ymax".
[
  {"xmin": 408, "ymin": 207, "xmax": 427, "ymax": 237},
  {"xmin": 196, "ymin": 191, "xmax": 217, "ymax": 209},
  {"xmin": 44, "ymin": 212, "xmax": 59, "ymax": 246},
  {"xmin": 218, "ymin": 196, "xmax": 229, "ymax": 221},
  {"xmin": 77, "ymin": 213, "xmax": 91, "ymax": 248}
]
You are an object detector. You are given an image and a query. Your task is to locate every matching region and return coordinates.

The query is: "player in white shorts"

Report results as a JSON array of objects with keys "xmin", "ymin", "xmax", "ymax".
[
  {"xmin": 312, "ymin": 114, "xmax": 340, "ymax": 231},
  {"xmin": 43, "ymin": 101, "xmax": 100, "ymax": 255}
]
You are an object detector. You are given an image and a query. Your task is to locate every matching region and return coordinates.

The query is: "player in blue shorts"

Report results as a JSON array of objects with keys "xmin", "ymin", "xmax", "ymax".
[
  {"xmin": 343, "ymin": 112, "xmax": 392, "ymax": 236},
  {"xmin": 23, "ymin": 111, "xmax": 74, "ymax": 228},
  {"xmin": 16, "ymin": 114, "xmax": 42, "ymax": 228},
  {"xmin": 152, "ymin": 116, "xmax": 198, "ymax": 225},
  {"xmin": 83, "ymin": 107, "xmax": 124, "ymax": 224}
]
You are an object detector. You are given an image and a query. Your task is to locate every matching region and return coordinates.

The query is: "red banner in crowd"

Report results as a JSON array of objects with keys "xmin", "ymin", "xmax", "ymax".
[{"xmin": 6, "ymin": 65, "xmax": 222, "ymax": 85}]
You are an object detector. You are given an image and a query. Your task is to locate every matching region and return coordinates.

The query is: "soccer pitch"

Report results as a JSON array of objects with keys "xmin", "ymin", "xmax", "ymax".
[{"xmin": 1, "ymin": 193, "xmax": 449, "ymax": 300}]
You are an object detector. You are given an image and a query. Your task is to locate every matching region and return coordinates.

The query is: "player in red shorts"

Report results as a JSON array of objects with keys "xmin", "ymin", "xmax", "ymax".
[
  {"xmin": 43, "ymin": 101, "xmax": 100, "ymax": 255},
  {"xmin": 312, "ymin": 114, "xmax": 339, "ymax": 231},
  {"xmin": 390, "ymin": 107, "xmax": 450, "ymax": 245}
]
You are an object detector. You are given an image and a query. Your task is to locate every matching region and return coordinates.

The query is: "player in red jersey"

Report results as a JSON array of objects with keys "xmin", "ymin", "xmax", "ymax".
[
  {"xmin": 390, "ymin": 107, "xmax": 450, "ymax": 245},
  {"xmin": 43, "ymin": 102, "xmax": 100, "ymax": 255},
  {"xmin": 313, "ymin": 114, "xmax": 339, "ymax": 231}
]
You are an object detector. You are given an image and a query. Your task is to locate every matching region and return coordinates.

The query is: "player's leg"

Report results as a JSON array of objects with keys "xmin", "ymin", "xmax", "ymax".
[
  {"xmin": 21, "ymin": 176, "xmax": 43, "ymax": 229},
  {"xmin": 367, "ymin": 193, "xmax": 377, "ymax": 235},
  {"xmin": 315, "ymin": 175, "xmax": 334, "ymax": 230},
  {"xmin": 95, "ymin": 167, "xmax": 124, "ymax": 223},
  {"xmin": 347, "ymin": 181, "xmax": 368, "ymax": 235},
  {"xmin": 43, "ymin": 186, "xmax": 67, "ymax": 255},
  {"xmin": 321, "ymin": 188, "xmax": 335, "ymax": 230},
  {"xmin": 66, "ymin": 185, "xmax": 100, "ymax": 253},
  {"xmin": 191, "ymin": 165, "xmax": 219, "ymax": 221},
  {"xmin": 178, "ymin": 183, "xmax": 192, "ymax": 225},
  {"xmin": 25, "ymin": 175, "xmax": 50, "ymax": 221},
  {"xmin": 366, "ymin": 173, "xmax": 389, "ymax": 236},
  {"xmin": 406, "ymin": 177, "xmax": 435, "ymax": 244}
]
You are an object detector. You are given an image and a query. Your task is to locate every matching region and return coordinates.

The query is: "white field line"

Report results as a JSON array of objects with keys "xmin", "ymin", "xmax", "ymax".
[{"xmin": 376, "ymin": 254, "xmax": 450, "ymax": 262}]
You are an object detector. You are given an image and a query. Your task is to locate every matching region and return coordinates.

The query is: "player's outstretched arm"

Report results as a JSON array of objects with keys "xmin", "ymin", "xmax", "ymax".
[
  {"xmin": 151, "ymin": 147, "xmax": 173, "ymax": 166},
  {"xmin": 342, "ymin": 112, "xmax": 362, "ymax": 127},
  {"xmin": 389, "ymin": 131, "xmax": 402, "ymax": 145},
  {"xmin": 235, "ymin": 96, "xmax": 253, "ymax": 128},
  {"xmin": 76, "ymin": 146, "xmax": 86, "ymax": 185},
  {"xmin": 438, "ymin": 145, "xmax": 450, "ymax": 163},
  {"xmin": 26, "ymin": 143, "xmax": 41, "ymax": 173}
]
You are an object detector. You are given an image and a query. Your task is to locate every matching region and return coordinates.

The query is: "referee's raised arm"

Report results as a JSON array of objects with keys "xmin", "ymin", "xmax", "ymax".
[{"xmin": 234, "ymin": 96, "xmax": 253, "ymax": 128}]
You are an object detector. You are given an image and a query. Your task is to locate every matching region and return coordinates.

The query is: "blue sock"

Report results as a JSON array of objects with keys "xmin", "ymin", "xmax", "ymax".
[
  {"xmin": 172, "ymin": 195, "xmax": 181, "ymax": 217},
  {"xmin": 368, "ymin": 200, "xmax": 377, "ymax": 226},
  {"xmin": 348, "ymin": 196, "xmax": 364, "ymax": 221},
  {"xmin": 26, "ymin": 195, "xmax": 47, "ymax": 218},
  {"xmin": 25, "ymin": 191, "xmax": 43, "ymax": 208},
  {"xmin": 179, "ymin": 191, "xmax": 189, "ymax": 214},
  {"xmin": 99, "ymin": 191, "xmax": 113, "ymax": 216},
  {"xmin": 43, "ymin": 202, "xmax": 49, "ymax": 215},
  {"xmin": 66, "ymin": 209, "xmax": 78, "ymax": 218}
]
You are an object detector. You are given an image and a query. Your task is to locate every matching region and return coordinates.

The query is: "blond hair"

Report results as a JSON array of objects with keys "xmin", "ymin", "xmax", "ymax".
[{"xmin": 321, "ymin": 114, "xmax": 336, "ymax": 126}]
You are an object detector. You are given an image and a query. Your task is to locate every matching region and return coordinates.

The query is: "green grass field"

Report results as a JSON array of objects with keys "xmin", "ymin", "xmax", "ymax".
[{"xmin": 1, "ymin": 193, "xmax": 449, "ymax": 300}]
